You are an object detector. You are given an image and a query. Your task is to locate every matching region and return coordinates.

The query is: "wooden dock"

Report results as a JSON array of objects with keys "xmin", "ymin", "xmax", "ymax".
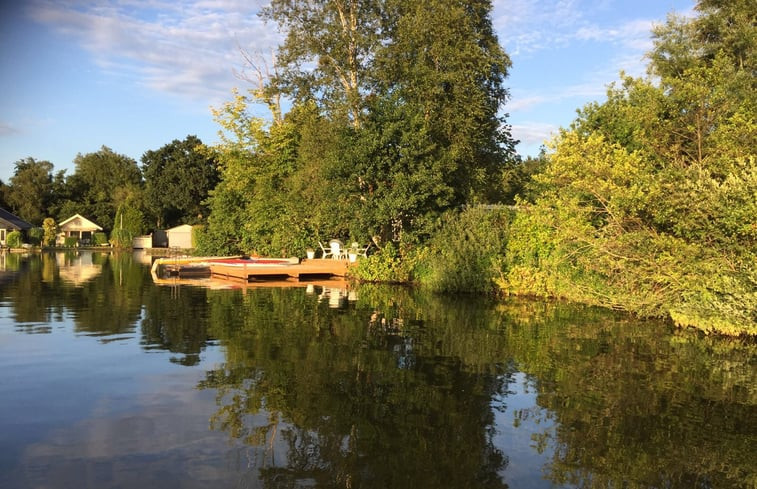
[{"xmin": 209, "ymin": 258, "xmax": 352, "ymax": 282}]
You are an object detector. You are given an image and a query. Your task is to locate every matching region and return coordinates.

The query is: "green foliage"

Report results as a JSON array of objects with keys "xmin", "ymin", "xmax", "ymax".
[
  {"xmin": 109, "ymin": 202, "xmax": 145, "ymax": 248},
  {"xmin": 351, "ymin": 241, "xmax": 415, "ymax": 283},
  {"xmin": 68, "ymin": 146, "xmax": 143, "ymax": 231},
  {"xmin": 199, "ymin": 0, "xmax": 517, "ymax": 256},
  {"xmin": 504, "ymin": 0, "xmax": 756, "ymax": 335},
  {"xmin": 4, "ymin": 158, "xmax": 55, "ymax": 225},
  {"xmin": 420, "ymin": 206, "xmax": 512, "ymax": 294},
  {"xmin": 141, "ymin": 135, "xmax": 219, "ymax": 228},
  {"xmin": 112, "ymin": 203, "xmax": 145, "ymax": 244},
  {"xmin": 63, "ymin": 236, "xmax": 79, "ymax": 248},
  {"xmin": 27, "ymin": 227, "xmax": 43, "ymax": 246},
  {"xmin": 109, "ymin": 228, "xmax": 131, "ymax": 248},
  {"xmin": 42, "ymin": 217, "xmax": 57, "ymax": 247},
  {"xmin": 92, "ymin": 232, "xmax": 108, "ymax": 246},
  {"xmin": 6, "ymin": 230, "xmax": 22, "ymax": 248}
]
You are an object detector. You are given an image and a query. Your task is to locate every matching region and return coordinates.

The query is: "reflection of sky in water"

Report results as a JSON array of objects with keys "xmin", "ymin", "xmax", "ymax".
[
  {"xmin": 0, "ymin": 310, "xmax": 240, "ymax": 488},
  {"xmin": 1, "ymin": 303, "xmax": 559, "ymax": 489},
  {"xmin": 494, "ymin": 371, "xmax": 560, "ymax": 489}
]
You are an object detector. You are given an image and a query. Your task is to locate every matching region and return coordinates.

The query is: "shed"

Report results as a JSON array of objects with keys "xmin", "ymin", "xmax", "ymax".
[
  {"xmin": 132, "ymin": 234, "xmax": 153, "ymax": 249},
  {"xmin": 0, "ymin": 208, "xmax": 33, "ymax": 246},
  {"xmin": 57, "ymin": 214, "xmax": 103, "ymax": 246},
  {"xmin": 166, "ymin": 224, "xmax": 194, "ymax": 249}
]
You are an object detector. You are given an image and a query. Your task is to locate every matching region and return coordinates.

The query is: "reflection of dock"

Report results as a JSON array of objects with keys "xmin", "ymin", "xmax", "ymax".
[{"xmin": 210, "ymin": 258, "xmax": 351, "ymax": 282}]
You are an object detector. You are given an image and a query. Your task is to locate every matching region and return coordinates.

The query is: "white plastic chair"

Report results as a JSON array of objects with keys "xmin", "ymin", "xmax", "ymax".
[{"xmin": 329, "ymin": 239, "xmax": 346, "ymax": 259}]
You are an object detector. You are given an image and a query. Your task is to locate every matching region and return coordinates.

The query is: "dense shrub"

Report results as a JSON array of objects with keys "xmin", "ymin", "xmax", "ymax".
[
  {"xmin": 63, "ymin": 236, "xmax": 79, "ymax": 247},
  {"xmin": 351, "ymin": 242, "xmax": 416, "ymax": 283},
  {"xmin": 419, "ymin": 206, "xmax": 512, "ymax": 294},
  {"xmin": 110, "ymin": 228, "xmax": 133, "ymax": 248},
  {"xmin": 27, "ymin": 227, "xmax": 43, "ymax": 246},
  {"xmin": 42, "ymin": 218, "xmax": 57, "ymax": 247},
  {"xmin": 6, "ymin": 231, "xmax": 23, "ymax": 248},
  {"xmin": 93, "ymin": 232, "xmax": 108, "ymax": 246}
]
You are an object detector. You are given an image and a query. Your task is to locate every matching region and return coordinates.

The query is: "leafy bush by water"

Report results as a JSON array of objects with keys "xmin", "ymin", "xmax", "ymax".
[
  {"xmin": 6, "ymin": 231, "xmax": 23, "ymax": 248},
  {"xmin": 419, "ymin": 206, "xmax": 512, "ymax": 294}
]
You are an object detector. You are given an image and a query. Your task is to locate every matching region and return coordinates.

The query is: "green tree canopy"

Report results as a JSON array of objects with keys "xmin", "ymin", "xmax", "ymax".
[
  {"xmin": 3, "ymin": 157, "xmax": 55, "ymax": 225},
  {"xmin": 201, "ymin": 0, "xmax": 517, "ymax": 254},
  {"xmin": 141, "ymin": 135, "xmax": 220, "ymax": 229},
  {"xmin": 67, "ymin": 146, "xmax": 143, "ymax": 231}
]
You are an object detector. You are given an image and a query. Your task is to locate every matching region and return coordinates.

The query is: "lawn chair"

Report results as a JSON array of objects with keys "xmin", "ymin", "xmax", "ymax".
[
  {"xmin": 319, "ymin": 241, "xmax": 332, "ymax": 259},
  {"xmin": 351, "ymin": 241, "xmax": 371, "ymax": 257}
]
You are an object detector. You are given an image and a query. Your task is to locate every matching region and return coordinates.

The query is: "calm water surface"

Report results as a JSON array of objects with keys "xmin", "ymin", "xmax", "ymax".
[{"xmin": 0, "ymin": 251, "xmax": 755, "ymax": 489}]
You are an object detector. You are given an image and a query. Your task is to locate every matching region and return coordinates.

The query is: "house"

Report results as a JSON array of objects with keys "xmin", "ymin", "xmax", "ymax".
[
  {"xmin": 57, "ymin": 214, "xmax": 103, "ymax": 246},
  {"xmin": 0, "ymin": 208, "xmax": 33, "ymax": 246},
  {"xmin": 165, "ymin": 224, "xmax": 194, "ymax": 249}
]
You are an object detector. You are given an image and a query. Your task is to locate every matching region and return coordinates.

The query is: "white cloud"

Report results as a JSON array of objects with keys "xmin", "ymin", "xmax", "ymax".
[
  {"xmin": 28, "ymin": 0, "xmax": 279, "ymax": 104},
  {"xmin": 512, "ymin": 122, "xmax": 559, "ymax": 146}
]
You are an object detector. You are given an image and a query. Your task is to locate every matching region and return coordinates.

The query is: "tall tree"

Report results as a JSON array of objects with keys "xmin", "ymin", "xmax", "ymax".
[
  {"xmin": 262, "ymin": 0, "xmax": 382, "ymax": 128},
  {"xmin": 67, "ymin": 146, "xmax": 143, "ymax": 231},
  {"xmin": 4, "ymin": 157, "xmax": 55, "ymax": 225},
  {"xmin": 376, "ymin": 0, "xmax": 516, "ymax": 202},
  {"xmin": 141, "ymin": 135, "xmax": 220, "ymax": 229}
]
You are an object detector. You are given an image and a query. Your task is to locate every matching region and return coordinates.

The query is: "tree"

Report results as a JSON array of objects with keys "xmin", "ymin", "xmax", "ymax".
[
  {"xmin": 4, "ymin": 158, "xmax": 55, "ymax": 225},
  {"xmin": 262, "ymin": 0, "xmax": 382, "ymax": 128},
  {"xmin": 504, "ymin": 0, "xmax": 756, "ymax": 335},
  {"xmin": 200, "ymin": 0, "xmax": 517, "ymax": 253},
  {"xmin": 42, "ymin": 217, "xmax": 57, "ymax": 247},
  {"xmin": 141, "ymin": 135, "xmax": 220, "ymax": 229},
  {"xmin": 67, "ymin": 146, "xmax": 143, "ymax": 231},
  {"xmin": 110, "ymin": 203, "xmax": 146, "ymax": 248},
  {"xmin": 375, "ymin": 0, "xmax": 517, "ymax": 204}
]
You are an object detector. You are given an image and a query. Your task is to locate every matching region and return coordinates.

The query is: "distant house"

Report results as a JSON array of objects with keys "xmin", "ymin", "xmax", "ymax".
[
  {"xmin": 57, "ymin": 214, "xmax": 103, "ymax": 246},
  {"xmin": 166, "ymin": 224, "xmax": 194, "ymax": 249},
  {"xmin": 0, "ymin": 208, "xmax": 33, "ymax": 246}
]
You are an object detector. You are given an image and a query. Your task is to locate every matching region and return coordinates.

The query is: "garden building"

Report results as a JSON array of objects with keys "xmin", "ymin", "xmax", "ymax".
[
  {"xmin": 57, "ymin": 214, "xmax": 103, "ymax": 246},
  {"xmin": 165, "ymin": 224, "xmax": 193, "ymax": 249}
]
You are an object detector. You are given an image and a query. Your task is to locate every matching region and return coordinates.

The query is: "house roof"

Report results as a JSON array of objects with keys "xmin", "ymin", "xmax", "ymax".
[
  {"xmin": 0, "ymin": 207, "xmax": 33, "ymax": 231},
  {"xmin": 59, "ymin": 214, "xmax": 103, "ymax": 231}
]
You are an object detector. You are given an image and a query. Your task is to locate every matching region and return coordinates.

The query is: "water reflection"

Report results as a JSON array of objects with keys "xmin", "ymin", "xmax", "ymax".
[
  {"xmin": 55, "ymin": 251, "xmax": 103, "ymax": 285},
  {"xmin": 0, "ymin": 254, "xmax": 754, "ymax": 488},
  {"xmin": 198, "ymin": 286, "xmax": 514, "ymax": 488}
]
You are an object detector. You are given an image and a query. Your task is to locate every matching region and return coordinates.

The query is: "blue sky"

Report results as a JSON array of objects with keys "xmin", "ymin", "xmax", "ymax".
[{"xmin": 0, "ymin": 0, "xmax": 694, "ymax": 183}]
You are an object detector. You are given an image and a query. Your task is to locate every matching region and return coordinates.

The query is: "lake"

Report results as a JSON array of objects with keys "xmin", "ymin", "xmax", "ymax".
[{"xmin": 1, "ymin": 251, "xmax": 755, "ymax": 489}]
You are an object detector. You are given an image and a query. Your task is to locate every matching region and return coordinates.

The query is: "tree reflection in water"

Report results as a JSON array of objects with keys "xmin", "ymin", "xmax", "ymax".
[
  {"xmin": 198, "ymin": 285, "xmax": 756, "ymax": 489},
  {"xmin": 3, "ymin": 254, "xmax": 753, "ymax": 488},
  {"xmin": 199, "ymin": 285, "xmax": 514, "ymax": 488}
]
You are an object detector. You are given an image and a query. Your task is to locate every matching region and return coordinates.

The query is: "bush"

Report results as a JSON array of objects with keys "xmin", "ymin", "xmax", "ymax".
[
  {"xmin": 351, "ymin": 241, "xmax": 415, "ymax": 283},
  {"xmin": 419, "ymin": 206, "xmax": 512, "ymax": 294},
  {"xmin": 42, "ymin": 218, "xmax": 57, "ymax": 247},
  {"xmin": 110, "ymin": 228, "xmax": 133, "ymax": 248},
  {"xmin": 93, "ymin": 232, "xmax": 108, "ymax": 246},
  {"xmin": 6, "ymin": 231, "xmax": 23, "ymax": 248},
  {"xmin": 63, "ymin": 236, "xmax": 79, "ymax": 247},
  {"xmin": 27, "ymin": 227, "xmax": 43, "ymax": 246}
]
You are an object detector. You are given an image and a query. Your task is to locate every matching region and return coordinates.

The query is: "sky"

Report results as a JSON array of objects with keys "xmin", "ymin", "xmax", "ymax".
[{"xmin": 0, "ymin": 0, "xmax": 695, "ymax": 183}]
